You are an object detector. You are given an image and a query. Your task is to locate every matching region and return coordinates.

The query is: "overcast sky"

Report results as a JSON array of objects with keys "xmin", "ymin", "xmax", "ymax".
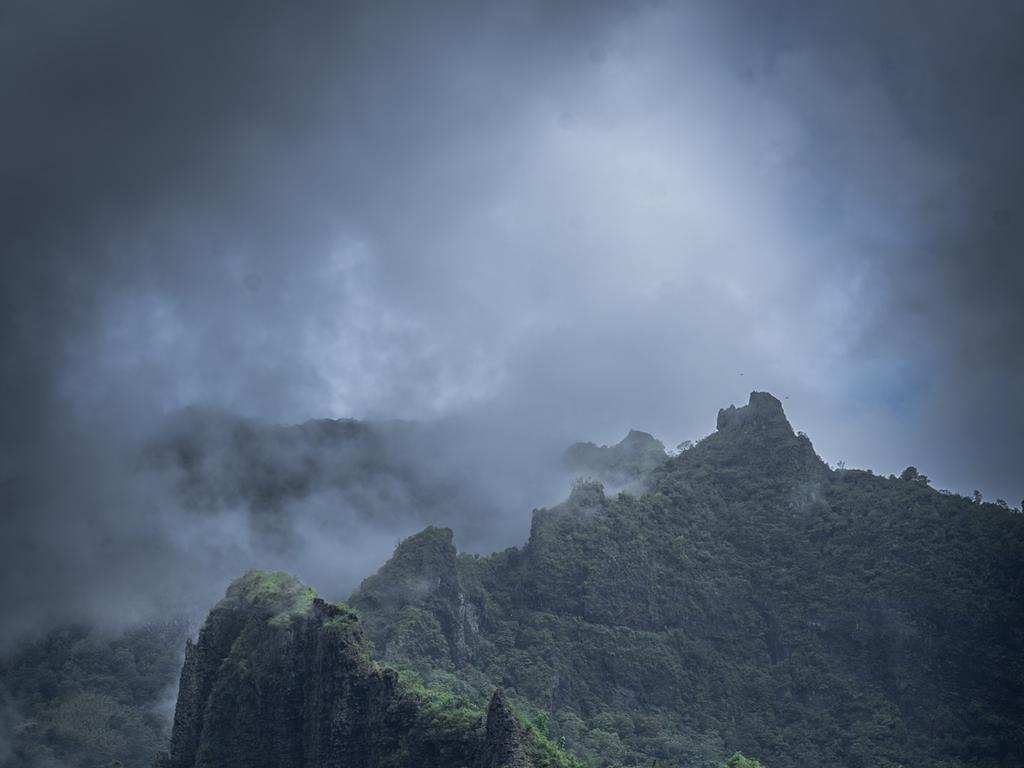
[{"xmin": 2, "ymin": 0, "xmax": 1022, "ymax": 639}]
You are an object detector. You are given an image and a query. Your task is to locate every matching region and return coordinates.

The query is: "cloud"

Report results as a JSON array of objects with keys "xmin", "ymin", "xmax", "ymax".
[{"xmin": 2, "ymin": 0, "xmax": 1022, "ymax": 640}]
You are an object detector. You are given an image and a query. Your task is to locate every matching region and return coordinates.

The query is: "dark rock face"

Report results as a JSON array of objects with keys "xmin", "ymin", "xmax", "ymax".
[
  {"xmin": 481, "ymin": 690, "xmax": 530, "ymax": 768},
  {"xmin": 158, "ymin": 571, "xmax": 554, "ymax": 768},
  {"xmin": 349, "ymin": 527, "xmax": 484, "ymax": 668},
  {"xmin": 710, "ymin": 391, "xmax": 824, "ymax": 480},
  {"xmin": 716, "ymin": 391, "xmax": 791, "ymax": 435}
]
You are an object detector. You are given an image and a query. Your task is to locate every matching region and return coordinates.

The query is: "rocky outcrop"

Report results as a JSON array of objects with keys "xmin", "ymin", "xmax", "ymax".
[
  {"xmin": 480, "ymin": 689, "xmax": 530, "ymax": 768},
  {"xmin": 709, "ymin": 391, "xmax": 824, "ymax": 479},
  {"xmin": 349, "ymin": 527, "xmax": 484, "ymax": 668},
  {"xmin": 716, "ymin": 391, "xmax": 792, "ymax": 435},
  {"xmin": 157, "ymin": 570, "xmax": 570, "ymax": 768}
]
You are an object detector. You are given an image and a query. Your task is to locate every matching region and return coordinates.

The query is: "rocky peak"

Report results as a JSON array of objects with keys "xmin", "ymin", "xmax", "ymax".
[
  {"xmin": 702, "ymin": 391, "xmax": 824, "ymax": 480},
  {"xmin": 380, "ymin": 526, "xmax": 459, "ymax": 595},
  {"xmin": 482, "ymin": 688, "xmax": 530, "ymax": 768},
  {"xmin": 220, "ymin": 569, "xmax": 318, "ymax": 622},
  {"xmin": 159, "ymin": 572, "xmax": 573, "ymax": 768},
  {"xmin": 350, "ymin": 526, "xmax": 483, "ymax": 668},
  {"xmin": 716, "ymin": 391, "xmax": 793, "ymax": 436}
]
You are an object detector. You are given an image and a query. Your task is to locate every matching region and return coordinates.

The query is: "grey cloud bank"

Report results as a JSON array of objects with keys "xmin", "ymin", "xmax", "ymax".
[{"xmin": 1, "ymin": 0, "xmax": 1022, "ymax": 640}]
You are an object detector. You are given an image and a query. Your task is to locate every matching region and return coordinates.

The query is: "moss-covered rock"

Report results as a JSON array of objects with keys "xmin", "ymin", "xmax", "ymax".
[{"xmin": 159, "ymin": 571, "xmax": 581, "ymax": 768}]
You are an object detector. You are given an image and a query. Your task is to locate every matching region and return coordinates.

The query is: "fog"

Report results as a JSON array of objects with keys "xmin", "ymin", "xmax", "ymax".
[{"xmin": 2, "ymin": 0, "xmax": 1022, "ymax": 644}]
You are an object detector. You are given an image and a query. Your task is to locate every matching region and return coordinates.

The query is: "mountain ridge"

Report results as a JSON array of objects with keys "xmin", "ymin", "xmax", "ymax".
[
  {"xmin": 6, "ymin": 392, "xmax": 1021, "ymax": 768},
  {"xmin": 347, "ymin": 392, "xmax": 1024, "ymax": 767}
]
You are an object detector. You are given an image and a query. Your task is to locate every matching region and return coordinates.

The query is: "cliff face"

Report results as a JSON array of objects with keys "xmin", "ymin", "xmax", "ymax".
[
  {"xmin": 158, "ymin": 571, "xmax": 576, "ymax": 768},
  {"xmin": 348, "ymin": 526, "xmax": 484, "ymax": 671}
]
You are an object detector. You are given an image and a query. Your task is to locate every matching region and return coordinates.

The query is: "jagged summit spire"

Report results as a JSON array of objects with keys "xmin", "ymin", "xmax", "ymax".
[
  {"xmin": 716, "ymin": 391, "xmax": 793, "ymax": 436},
  {"xmin": 708, "ymin": 391, "xmax": 823, "ymax": 473},
  {"xmin": 483, "ymin": 688, "xmax": 530, "ymax": 768}
]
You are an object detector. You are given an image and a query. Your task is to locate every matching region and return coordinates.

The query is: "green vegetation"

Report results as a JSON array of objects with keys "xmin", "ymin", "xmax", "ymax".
[
  {"xmin": 222, "ymin": 569, "xmax": 318, "ymax": 624},
  {"xmin": 350, "ymin": 393, "xmax": 1024, "ymax": 768},
  {"xmin": 720, "ymin": 754, "xmax": 765, "ymax": 768},
  {"xmin": 0, "ymin": 621, "xmax": 189, "ymax": 768},
  {"xmin": 398, "ymin": 669, "xmax": 483, "ymax": 733},
  {"xmin": 522, "ymin": 714, "xmax": 589, "ymax": 768},
  {"xmin": 5, "ymin": 392, "xmax": 1021, "ymax": 767}
]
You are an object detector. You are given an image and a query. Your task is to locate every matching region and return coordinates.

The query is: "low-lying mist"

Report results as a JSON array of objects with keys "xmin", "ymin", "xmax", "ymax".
[{"xmin": 0, "ymin": 400, "xmax": 597, "ymax": 648}]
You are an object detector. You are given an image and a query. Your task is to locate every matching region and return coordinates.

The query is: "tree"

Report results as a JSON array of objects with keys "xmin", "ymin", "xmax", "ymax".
[
  {"xmin": 531, "ymin": 710, "xmax": 550, "ymax": 736},
  {"xmin": 721, "ymin": 753, "xmax": 766, "ymax": 768},
  {"xmin": 899, "ymin": 466, "xmax": 929, "ymax": 485}
]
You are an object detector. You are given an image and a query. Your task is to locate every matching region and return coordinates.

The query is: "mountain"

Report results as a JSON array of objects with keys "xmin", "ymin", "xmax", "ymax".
[
  {"xmin": 155, "ymin": 570, "xmax": 581, "ymax": 768},
  {"xmin": 7, "ymin": 392, "xmax": 1022, "ymax": 767},
  {"xmin": 349, "ymin": 392, "xmax": 1024, "ymax": 768}
]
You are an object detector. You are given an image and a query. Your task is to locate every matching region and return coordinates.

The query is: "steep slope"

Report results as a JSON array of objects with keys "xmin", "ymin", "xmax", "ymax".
[
  {"xmin": 157, "ymin": 570, "xmax": 581, "ymax": 768},
  {"xmin": 350, "ymin": 392, "xmax": 1024, "ymax": 768}
]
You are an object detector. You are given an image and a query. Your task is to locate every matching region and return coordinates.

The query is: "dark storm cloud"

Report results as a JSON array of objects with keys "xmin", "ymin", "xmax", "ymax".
[
  {"xmin": 1, "ymin": 0, "xmax": 1022, "ymax": 641},
  {"xmin": 0, "ymin": 0, "xmax": 626, "ymax": 641}
]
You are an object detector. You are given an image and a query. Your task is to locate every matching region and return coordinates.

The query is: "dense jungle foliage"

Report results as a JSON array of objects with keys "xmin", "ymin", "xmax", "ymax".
[
  {"xmin": 0, "ymin": 621, "xmax": 189, "ymax": 767},
  {"xmin": 349, "ymin": 393, "xmax": 1024, "ymax": 768}
]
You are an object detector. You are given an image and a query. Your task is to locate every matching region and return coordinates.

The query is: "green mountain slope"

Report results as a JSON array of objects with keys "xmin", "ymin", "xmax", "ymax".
[{"xmin": 350, "ymin": 392, "xmax": 1024, "ymax": 768}]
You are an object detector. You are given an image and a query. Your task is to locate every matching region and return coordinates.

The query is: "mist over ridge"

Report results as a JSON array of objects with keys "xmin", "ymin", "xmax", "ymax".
[{"xmin": 3, "ymin": 387, "xmax": 1023, "ymax": 767}]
